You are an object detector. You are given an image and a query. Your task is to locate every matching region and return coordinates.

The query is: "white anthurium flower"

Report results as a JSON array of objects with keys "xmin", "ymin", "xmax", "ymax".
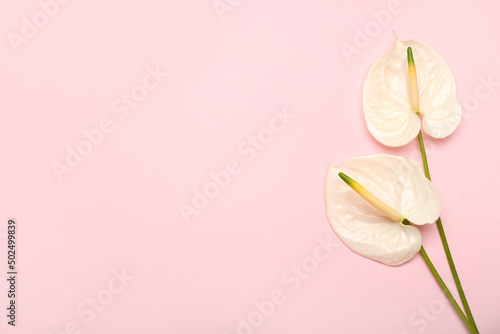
[
  {"xmin": 325, "ymin": 154, "xmax": 441, "ymax": 266},
  {"xmin": 363, "ymin": 33, "xmax": 462, "ymax": 147}
]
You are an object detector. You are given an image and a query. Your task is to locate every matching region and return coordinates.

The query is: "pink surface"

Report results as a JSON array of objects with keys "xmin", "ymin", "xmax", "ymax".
[{"xmin": 1, "ymin": 1, "xmax": 499, "ymax": 333}]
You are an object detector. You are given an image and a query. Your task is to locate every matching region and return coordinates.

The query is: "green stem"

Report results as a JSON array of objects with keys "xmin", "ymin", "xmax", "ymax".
[
  {"xmin": 419, "ymin": 245, "xmax": 478, "ymax": 334},
  {"xmin": 417, "ymin": 131, "xmax": 430, "ymax": 179},
  {"xmin": 417, "ymin": 131, "xmax": 479, "ymax": 332}
]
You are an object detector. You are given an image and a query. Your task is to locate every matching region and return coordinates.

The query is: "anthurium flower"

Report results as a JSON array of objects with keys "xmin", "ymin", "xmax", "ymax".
[
  {"xmin": 363, "ymin": 34, "xmax": 462, "ymax": 147},
  {"xmin": 325, "ymin": 154, "xmax": 441, "ymax": 266}
]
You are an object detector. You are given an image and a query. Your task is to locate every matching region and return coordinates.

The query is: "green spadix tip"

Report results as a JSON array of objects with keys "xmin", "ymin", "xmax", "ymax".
[
  {"xmin": 407, "ymin": 47, "xmax": 415, "ymax": 66},
  {"xmin": 338, "ymin": 172, "xmax": 353, "ymax": 185}
]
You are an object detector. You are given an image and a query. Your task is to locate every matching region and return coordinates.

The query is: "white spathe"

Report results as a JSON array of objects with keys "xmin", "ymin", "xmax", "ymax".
[
  {"xmin": 363, "ymin": 35, "xmax": 462, "ymax": 147},
  {"xmin": 325, "ymin": 155, "xmax": 441, "ymax": 266}
]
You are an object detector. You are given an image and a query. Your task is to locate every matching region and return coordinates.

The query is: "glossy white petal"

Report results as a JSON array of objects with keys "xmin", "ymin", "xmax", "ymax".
[
  {"xmin": 325, "ymin": 155, "xmax": 441, "ymax": 266},
  {"xmin": 363, "ymin": 36, "xmax": 462, "ymax": 147}
]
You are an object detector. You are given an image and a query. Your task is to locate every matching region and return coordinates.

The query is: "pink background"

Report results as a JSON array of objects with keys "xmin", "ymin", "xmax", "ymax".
[{"xmin": 1, "ymin": 0, "xmax": 499, "ymax": 333}]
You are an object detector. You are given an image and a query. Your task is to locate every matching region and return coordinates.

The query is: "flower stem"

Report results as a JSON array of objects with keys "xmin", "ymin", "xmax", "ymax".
[
  {"xmin": 417, "ymin": 131, "xmax": 479, "ymax": 333},
  {"xmin": 417, "ymin": 131, "xmax": 430, "ymax": 179},
  {"xmin": 419, "ymin": 245, "xmax": 478, "ymax": 334}
]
